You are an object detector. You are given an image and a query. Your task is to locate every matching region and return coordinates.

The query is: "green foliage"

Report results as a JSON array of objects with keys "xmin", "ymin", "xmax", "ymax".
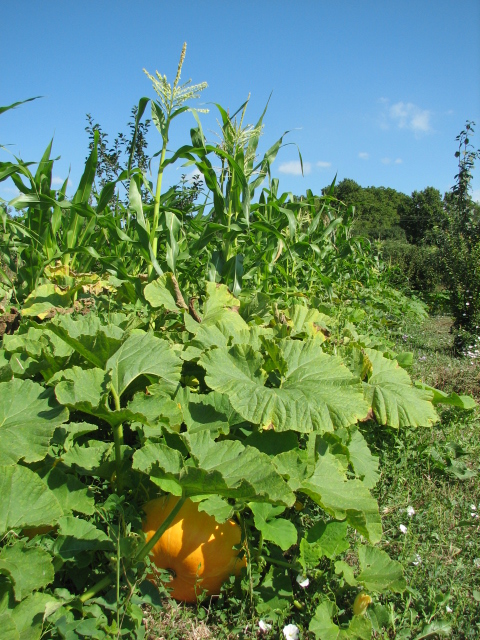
[
  {"xmin": 0, "ymin": 282, "xmax": 442, "ymax": 637},
  {"xmin": 398, "ymin": 187, "xmax": 444, "ymax": 245},
  {"xmin": 85, "ymin": 107, "xmax": 151, "ymax": 190},
  {"xmin": 381, "ymin": 241, "xmax": 442, "ymax": 293},
  {"xmin": 436, "ymin": 121, "xmax": 480, "ymax": 334},
  {"xmin": 330, "ymin": 179, "xmax": 410, "ymax": 240},
  {"xmin": 0, "ymin": 65, "xmax": 475, "ymax": 640}
]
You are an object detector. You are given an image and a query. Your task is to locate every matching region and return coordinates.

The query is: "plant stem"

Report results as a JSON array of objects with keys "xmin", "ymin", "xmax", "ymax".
[
  {"xmin": 116, "ymin": 526, "xmax": 121, "ymax": 631},
  {"xmin": 79, "ymin": 574, "xmax": 115, "ymax": 604},
  {"xmin": 148, "ymin": 144, "xmax": 167, "ymax": 281},
  {"xmin": 110, "ymin": 385, "xmax": 124, "ymax": 493},
  {"xmin": 79, "ymin": 495, "xmax": 187, "ymax": 605},
  {"xmin": 135, "ymin": 494, "xmax": 186, "ymax": 563},
  {"xmin": 256, "ymin": 532, "xmax": 264, "ymax": 561},
  {"xmin": 260, "ymin": 554, "xmax": 301, "ymax": 572}
]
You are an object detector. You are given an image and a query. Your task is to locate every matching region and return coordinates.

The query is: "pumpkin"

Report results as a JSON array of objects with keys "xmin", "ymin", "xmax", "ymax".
[{"xmin": 142, "ymin": 496, "xmax": 246, "ymax": 602}]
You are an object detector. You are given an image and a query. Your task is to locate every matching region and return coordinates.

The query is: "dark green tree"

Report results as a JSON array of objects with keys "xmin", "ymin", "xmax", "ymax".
[
  {"xmin": 329, "ymin": 179, "xmax": 410, "ymax": 240},
  {"xmin": 399, "ymin": 187, "xmax": 444, "ymax": 244}
]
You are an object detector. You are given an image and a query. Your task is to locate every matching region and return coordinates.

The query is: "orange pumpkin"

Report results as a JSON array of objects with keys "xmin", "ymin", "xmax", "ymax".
[{"xmin": 142, "ymin": 496, "xmax": 246, "ymax": 602}]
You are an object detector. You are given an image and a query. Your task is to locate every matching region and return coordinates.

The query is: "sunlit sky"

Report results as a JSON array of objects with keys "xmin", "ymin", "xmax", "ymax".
[{"xmin": 1, "ymin": 0, "xmax": 479, "ymax": 202}]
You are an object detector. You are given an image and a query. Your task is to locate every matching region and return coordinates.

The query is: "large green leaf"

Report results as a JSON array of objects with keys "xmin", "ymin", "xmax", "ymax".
[
  {"xmin": 2, "ymin": 325, "xmax": 73, "ymax": 382},
  {"xmin": 53, "ymin": 367, "xmax": 109, "ymax": 413},
  {"xmin": 287, "ymin": 304, "xmax": 331, "ymax": 340},
  {"xmin": 346, "ymin": 428, "xmax": 379, "ymax": 489},
  {"xmin": 309, "ymin": 600, "xmax": 340, "ymax": 640},
  {"xmin": 0, "ymin": 589, "xmax": 58, "ymax": 640},
  {"xmin": 304, "ymin": 520, "xmax": 349, "ymax": 560},
  {"xmin": 0, "ymin": 379, "xmax": 68, "ymax": 465},
  {"xmin": 143, "ymin": 274, "xmax": 179, "ymax": 311},
  {"xmin": 364, "ymin": 348, "xmax": 438, "ymax": 428},
  {"xmin": 61, "ymin": 441, "xmax": 113, "ymax": 475},
  {"xmin": 132, "ymin": 432, "xmax": 295, "ymax": 506},
  {"xmin": 356, "ymin": 545, "xmax": 406, "ymax": 593},
  {"xmin": 415, "ymin": 382, "xmax": 477, "ymax": 410},
  {"xmin": 183, "ymin": 432, "xmax": 295, "ymax": 505},
  {"xmin": 20, "ymin": 285, "xmax": 73, "ymax": 318},
  {"xmin": 106, "ymin": 332, "xmax": 182, "ymax": 397},
  {"xmin": 0, "ymin": 543, "xmax": 54, "ymax": 601},
  {"xmin": 47, "ymin": 315, "xmax": 124, "ymax": 369},
  {"xmin": 127, "ymin": 391, "xmax": 183, "ymax": 433},
  {"xmin": 184, "ymin": 282, "xmax": 248, "ymax": 337},
  {"xmin": 0, "ymin": 466, "xmax": 63, "ymax": 533},
  {"xmin": 180, "ymin": 390, "xmax": 244, "ymax": 436},
  {"xmin": 200, "ymin": 339, "xmax": 369, "ymax": 432},
  {"xmin": 36, "ymin": 467, "xmax": 95, "ymax": 516},
  {"xmin": 300, "ymin": 450, "xmax": 382, "ymax": 543},
  {"xmin": 3, "ymin": 330, "xmax": 43, "ymax": 358},
  {"xmin": 255, "ymin": 565, "xmax": 292, "ymax": 623},
  {"xmin": 249, "ymin": 502, "xmax": 297, "ymax": 551},
  {"xmin": 0, "ymin": 612, "xmax": 19, "ymax": 640},
  {"xmin": 53, "ymin": 516, "xmax": 113, "ymax": 560},
  {"xmin": 309, "ymin": 599, "xmax": 373, "ymax": 639},
  {"xmin": 54, "ymin": 369, "xmax": 161, "ymax": 428}
]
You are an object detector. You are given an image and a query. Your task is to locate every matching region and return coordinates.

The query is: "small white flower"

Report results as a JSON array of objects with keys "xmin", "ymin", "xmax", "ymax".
[
  {"xmin": 258, "ymin": 620, "xmax": 272, "ymax": 633},
  {"xmin": 283, "ymin": 623, "xmax": 300, "ymax": 640},
  {"xmin": 474, "ymin": 558, "xmax": 480, "ymax": 568},
  {"xmin": 407, "ymin": 506, "xmax": 416, "ymax": 517},
  {"xmin": 412, "ymin": 554, "xmax": 422, "ymax": 565},
  {"xmin": 446, "ymin": 605, "xmax": 453, "ymax": 613},
  {"xmin": 296, "ymin": 574, "xmax": 310, "ymax": 588},
  {"xmin": 470, "ymin": 504, "xmax": 477, "ymax": 511},
  {"xmin": 471, "ymin": 512, "xmax": 478, "ymax": 518},
  {"xmin": 399, "ymin": 524, "xmax": 408, "ymax": 534}
]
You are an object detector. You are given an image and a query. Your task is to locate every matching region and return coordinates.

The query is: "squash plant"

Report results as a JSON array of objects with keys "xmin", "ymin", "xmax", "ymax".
[{"xmin": 1, "ymin": 277, "xmax": 472, "ymax": 639}]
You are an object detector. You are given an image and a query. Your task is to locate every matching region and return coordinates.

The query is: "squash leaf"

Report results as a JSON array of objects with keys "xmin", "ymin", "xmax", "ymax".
[
  {"xmin": 0, "ymin": 543, "xmax": 54, "ymax": 601},
  {"xmin": 0, "ymin": 465, "xmax": 63, "ymax": 533},
  {"xmin": 0, "ymin": 379, "xmax": 68, "ymax": 465},
  {"xmin": 300, "ymin": 450, "xmax": 382, "ymax": 543},
  {"xmin": 200, "ymin": 339, "xmax": 369, "ymax": 432},
  {"xmin": 356, "ymin": 545, "xmax": 406, "ymax": 593},
  {"xmin": 364, "ymin": 348, "xmax": 438, "ymax": 428}
]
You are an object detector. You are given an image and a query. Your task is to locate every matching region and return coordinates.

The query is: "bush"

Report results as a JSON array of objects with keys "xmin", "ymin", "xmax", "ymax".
[{"xmin": 381, "ymin": 240, "xmax": 442, "ymax": 294}]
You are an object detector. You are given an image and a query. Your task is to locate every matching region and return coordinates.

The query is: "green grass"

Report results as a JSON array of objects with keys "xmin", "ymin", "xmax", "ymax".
[{"xmin": 372, "ymin": 315, "xmax": 480, "ymax": 639}]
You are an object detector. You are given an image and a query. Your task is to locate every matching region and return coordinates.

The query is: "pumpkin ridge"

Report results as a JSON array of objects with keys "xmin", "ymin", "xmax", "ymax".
[{"xmin": 142, "ymin": 496, "xmax": 246, "ymax": 602}]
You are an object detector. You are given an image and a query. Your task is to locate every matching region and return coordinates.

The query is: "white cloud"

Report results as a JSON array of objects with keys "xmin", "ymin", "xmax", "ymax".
[
  {"xmin": 394, "ymin": 158, "xmax": 403, "ymax": 164},
  {"xmin": 358, "ymin": 152, "xmax": 369, "ymax": 160},
  {"xmin": 389, "ymin": 101, "xmax": 432, "ymax": 133},
  {"xmin": 278, "ymin": 160, "xmax": 311, "ymax": 176},
  {"xmin": 52, "ymin": 176, "xmax": 73, "ymax": 187},
  {"xmin": 381, "ymin": 157, "xmax": 391, "ymax": 164},
  {"xmin": 316, "ymin": 161, "xmax": 331, "ymax": 169}
]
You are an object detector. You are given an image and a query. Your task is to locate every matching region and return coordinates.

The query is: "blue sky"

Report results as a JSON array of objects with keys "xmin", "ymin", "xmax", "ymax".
[{"xmin": 1, "ymin": 0, "xmax": 479, "ymax": 203}]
